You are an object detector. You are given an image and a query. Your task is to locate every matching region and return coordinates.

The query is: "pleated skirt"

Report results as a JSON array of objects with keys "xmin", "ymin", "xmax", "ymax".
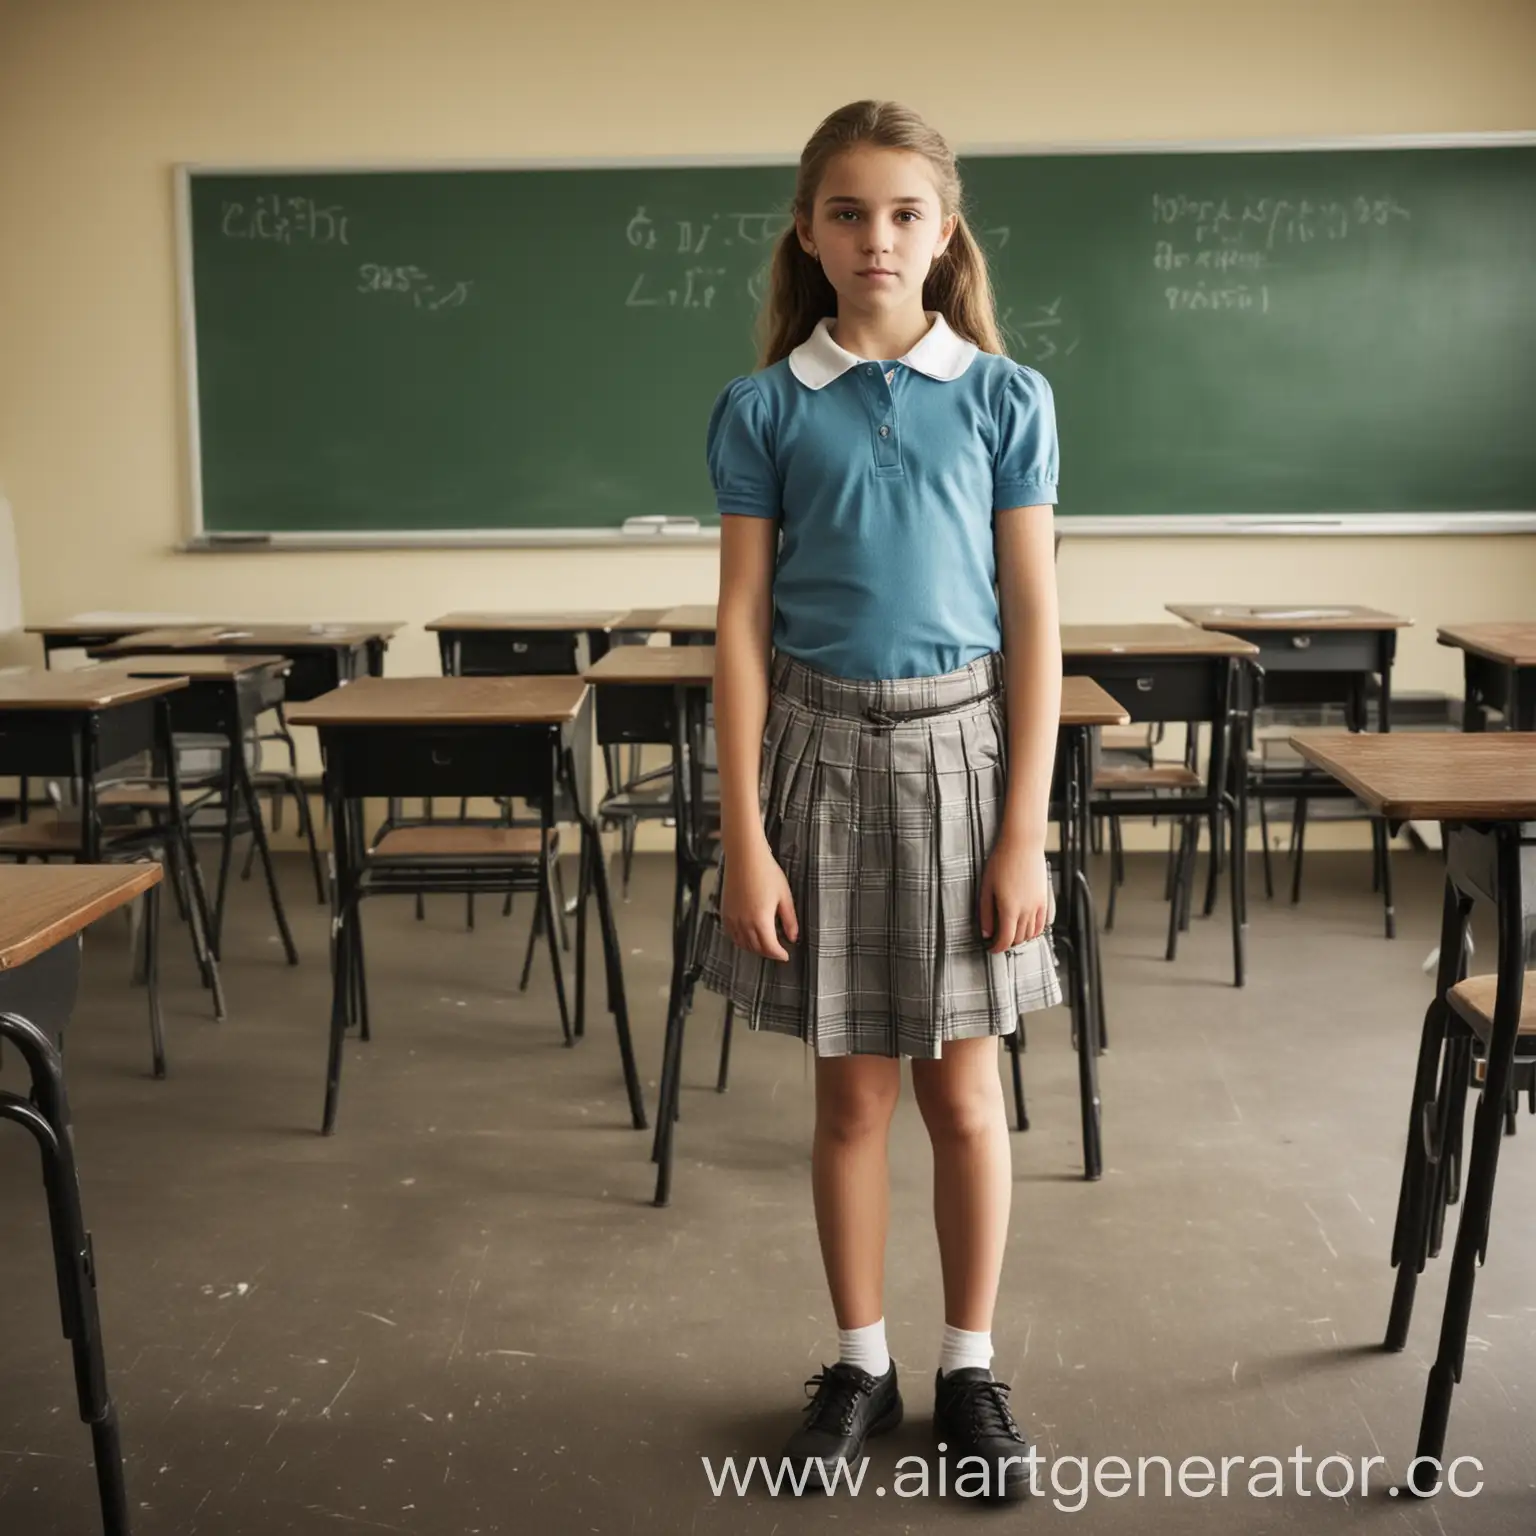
[{"xmin": 692, "ymin": 650, "xmax": 1062, "ymax": 1058}]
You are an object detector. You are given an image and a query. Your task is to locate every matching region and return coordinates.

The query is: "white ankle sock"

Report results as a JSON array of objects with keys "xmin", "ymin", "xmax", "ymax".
[
  {"xmin": 838, "ymin": 1317, "xmax": 891, "ymax": 1377},
  {"xmin": 938, "ymin": 1324, "xmax": 992, "ymax": 1376}
]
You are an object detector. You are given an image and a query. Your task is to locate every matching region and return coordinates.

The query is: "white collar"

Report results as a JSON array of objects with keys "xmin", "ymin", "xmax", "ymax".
[{"xmin": 787, "ymin": 312, "xmax": 979, "ymax": 390}]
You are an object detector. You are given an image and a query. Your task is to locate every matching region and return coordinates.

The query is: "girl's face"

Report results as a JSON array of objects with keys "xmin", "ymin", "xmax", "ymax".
[{"xmin": 798, "ymin": 144, "xmax": 957, "ymax": 318}]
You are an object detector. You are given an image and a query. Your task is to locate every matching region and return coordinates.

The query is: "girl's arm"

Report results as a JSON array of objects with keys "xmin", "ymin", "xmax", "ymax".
[
  {"xmin": 984, "ymin": 502, "xmax": 1062, "ymax": 951},
  {"xmin": 714, "ymin": 514, "xmax": 799, "ymax": 960}
]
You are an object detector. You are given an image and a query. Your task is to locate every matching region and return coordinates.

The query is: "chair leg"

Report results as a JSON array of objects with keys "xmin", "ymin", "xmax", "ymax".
[
  {"xmin": 1006, "ymin": 1023, "xmax": 1028, "ymax": 1131},
  {"xmin": 1202, "ymin": 806, "xmax": 1221, "ymax": 917},
  {"xmin": 1258, "ymin": 791, "xmax": 1274, "ymax": 899},
  {"xmin": 173, "ymin": 812, "xmax": 226, "ymax": 1022},
  {"xmin": 574, "ymin": 831, "xmax": 594, "ymax": 1040},
  {"xmin": 239, "ymin": 764, "xmax": 299, "ymax": 965},
  {"xmin": 145, "ymin": 878, "xmax": 167, "ymax": 1079},
  {"xmin": 716, "ymin": 1001, "xmax": 735, "ymax": 1092},
  {"xmin": 1179, "ymin": 818, "xmax": 1198, "ymax": 933},
  {"xmin": 290, "ymin": 775, "xmax": 328, "ymax": 904},
  {"xmin": 519, "ymin": 874, "xmax": 546, "ymax": 992},
  {"xmin": 210, "ymin": 750, "xmax": 239, "ymax": 959},
  {"xmin": 1378, "ymin": 819, "xmax": 1397, "ymax": 940},
  {"xmin": 543, "ymin": 856, "xmax": 573, "ymax": 1046},
  {"xmin": 351, "ymin": 901, "xmax": 371, "ymax": 1044},
  {"xmin": 1166, "ymin": 819, "xmax": 1196, "ymax": 960},
  {"xmin": 585, "ymin": 825, "xmax": 647, "ymax": 1130},
  {"xmin": 1289, "ymin": 796, "xmax": 1308, "ymax": 905},
  {"xmin": 1227, "ymin": 789, "xmax": 1246, "ymax": 989},
  {"xmin": 553, "ymin": 856, "xmax": 571, "ymax": 952},
  {"xmin": 620, "ymin": 819, "xmax": 637, "ymax": 900},
  {"xmin": 0, "ymin": 1086, "xmax": 131, "ymax": 1536},
  {"xmin": 322, "ymin": 896, "xmax": 357, "ymax": 1136},
  {"xmin": 1104, "ymin": 817, "xmax": 1121, "ymax": 933}
]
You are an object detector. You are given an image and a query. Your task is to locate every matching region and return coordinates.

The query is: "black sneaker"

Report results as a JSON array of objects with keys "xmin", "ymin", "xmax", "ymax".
[
  {"xmin": 933, "ymin": 1367, "xmax": 1033, "ymax": 1501},
  {"xmin": 779, "ymin": 1361, "xmax": 902, "ymax": 1493}
]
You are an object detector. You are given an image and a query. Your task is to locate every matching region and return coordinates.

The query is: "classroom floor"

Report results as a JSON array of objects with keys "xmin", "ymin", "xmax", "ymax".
[{"xmin": 1, "ymin": 846, "xmax": 1532, "ymax": 1535}]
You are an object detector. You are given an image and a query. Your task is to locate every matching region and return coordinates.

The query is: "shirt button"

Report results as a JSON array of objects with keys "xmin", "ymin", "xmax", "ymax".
[
  {"xmin": 865, "ymin": 366, "xmax": 875, "ymax": 376},
  {"xmin": 879, "ymin": 425, "xmax": 891, "ymax": 438}
]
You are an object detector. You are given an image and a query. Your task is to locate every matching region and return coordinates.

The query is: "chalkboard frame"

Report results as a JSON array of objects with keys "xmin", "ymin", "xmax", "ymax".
[{"xmin": 175, "ymin": 132, "xmax": 1536, "ymax": 549}]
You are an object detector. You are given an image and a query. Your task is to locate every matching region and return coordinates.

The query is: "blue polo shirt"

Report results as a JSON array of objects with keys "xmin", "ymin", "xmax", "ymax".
[{"xmin": 706, "ymin": 313, "xmax": 1058, "ymax": 681}]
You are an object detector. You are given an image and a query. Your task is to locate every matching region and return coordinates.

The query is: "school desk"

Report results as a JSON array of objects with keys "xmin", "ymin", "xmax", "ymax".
[
  {"xmin": 1168, "ymin": 604, "xmax": 1411, "ymax": 936},
  {"xmin": 287, "ymin": 677, "xmax": 645, "ymax": 1138},
  {"xmin": 614, "ymin": 605, "xmax": 717, "ymax": 645},
  {"xmin": 1062, "ymin": 625, "xmax": 1260, "ymax": 987},
  {"xmin": 100, "ymin": 655, "xmax": 305, "ymax": 961},
  {"xmin": 0, "ymin": 668, "xmax": 224, "ymax": 1030},
  {"xmin": 0, "ymin": 862, "xmax": 164, "ymax": 1536},
  {"xmin": 1437, "ymin": 622, "xmax": 1536, "ymax": 733},
  {"xmin": 1291, "ymin": 730, "xmax": 1536, "ymax": 1481},
  {"xmin": 90, "ymin": 622, "xmax": 402, "ymax": 700},
  {"xmin": 582, "ymin": 644, "xmax": 714, "ymax": 1207},
  {"xmin": 427, "ymin": 610, "xmax": 629, "ymax": 677},
  {"xmin": 27, "ymin": 619, "xmax": 206, "ymax": 669}
]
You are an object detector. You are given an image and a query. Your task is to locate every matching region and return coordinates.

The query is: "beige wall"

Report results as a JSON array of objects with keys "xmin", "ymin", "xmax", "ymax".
[{"xmin": 1, "ymin": 0, "xmax": 1533, "ymax": 697}]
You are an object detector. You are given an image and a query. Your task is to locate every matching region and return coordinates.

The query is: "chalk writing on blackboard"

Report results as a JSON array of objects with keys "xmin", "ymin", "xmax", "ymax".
[
  {"xmin": 1001, "ymin": 298, "xmax": 1080, "ymax": 363},
  {"xmin": 626, "ymin": 268, "xmax": 725, "ymax": 310},
  {"xmin": 1151, "ymin": 192, "xmax": 1409, "ymax": 249},
  {"xmin": 623, "ymin": 204, "xmax": 787, "ymax": 311},
  {"xmin": 357, "ymin": 264, "xmax": 473, "ymax": 311},
  {"xmin": 222, "ymin": 196, "xmax": 350, "ymax": 246},
  {"xmin": 1164, "ymin": 282, "xmax": 1270, "ymax": 314}
]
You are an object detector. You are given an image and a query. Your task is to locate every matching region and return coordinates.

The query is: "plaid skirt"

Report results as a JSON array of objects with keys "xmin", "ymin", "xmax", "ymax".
[{"xmin": 692, "ymin": 651, "xmax": 1062, "ymax": 1058}]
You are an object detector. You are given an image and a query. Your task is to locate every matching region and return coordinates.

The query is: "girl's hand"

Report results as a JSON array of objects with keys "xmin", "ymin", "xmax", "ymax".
[
  {"xmin": 722, "ymin": 840, "xmax": 799, "ymax": 962},
  {"xmin": 979, "ymin": 830, "xmax": 1050, "ymax": 955}
]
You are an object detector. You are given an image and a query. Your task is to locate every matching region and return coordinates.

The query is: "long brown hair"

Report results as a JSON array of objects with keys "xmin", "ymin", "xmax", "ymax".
[{"xmin": 758, "ymin": 100, "xmax": 1005, "ymax": 368}]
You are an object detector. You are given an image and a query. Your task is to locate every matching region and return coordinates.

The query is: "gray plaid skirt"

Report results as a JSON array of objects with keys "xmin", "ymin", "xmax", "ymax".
[{"xmin": 692, "ymin": 651, "xmax": 1062, "ymax": 1058}]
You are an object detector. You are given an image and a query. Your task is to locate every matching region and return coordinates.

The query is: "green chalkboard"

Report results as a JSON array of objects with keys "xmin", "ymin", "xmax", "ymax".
[{"xmin": 183, "ymin": 142, "xmax": 1536, "ymax": 538}]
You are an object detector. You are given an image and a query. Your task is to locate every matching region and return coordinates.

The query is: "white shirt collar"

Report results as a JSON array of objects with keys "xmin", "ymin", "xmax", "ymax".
[{"xmin": 787, "ymin": 312, "xmax": 979, "ymax": 390}]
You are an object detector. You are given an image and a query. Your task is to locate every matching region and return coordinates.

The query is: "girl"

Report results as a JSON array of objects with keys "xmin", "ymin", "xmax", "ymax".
[{"xmin": 693, "ymin": 99, "xmax": 1062, "ymax": 1502}]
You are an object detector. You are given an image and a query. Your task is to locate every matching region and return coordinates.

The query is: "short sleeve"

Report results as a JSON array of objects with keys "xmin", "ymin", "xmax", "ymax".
[
  {"xmin": 706, "ymin": 376, "xmax": 780, "ymax": 519},
  {"xmin": 992, "ymin": 365, "xmax": 1059, "ymax": 512}
]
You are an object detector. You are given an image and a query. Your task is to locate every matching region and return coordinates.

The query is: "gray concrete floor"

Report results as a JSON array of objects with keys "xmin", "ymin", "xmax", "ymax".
[{"xmin": 1, "ymin": 845, "xmax": 1533, "ymax": 1534}]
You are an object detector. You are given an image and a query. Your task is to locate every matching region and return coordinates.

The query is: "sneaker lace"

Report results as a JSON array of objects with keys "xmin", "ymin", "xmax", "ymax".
[
  {"xmin": 968, "ymin": 1378, "xmax": 1022, "ymax": 1441},
  {"xmin": 802, "ymin": 1367, "xmax": 868, "ymax": 1435}
]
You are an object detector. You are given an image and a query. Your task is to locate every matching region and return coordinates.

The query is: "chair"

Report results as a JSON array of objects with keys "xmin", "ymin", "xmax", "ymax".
[{"xmin": 0, "ymin": 1011, "xmax": 131, "ymax": 1532}]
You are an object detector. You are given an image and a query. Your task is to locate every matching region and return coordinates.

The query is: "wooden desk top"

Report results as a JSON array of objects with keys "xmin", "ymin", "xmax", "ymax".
[
  {"xmin": 95, "ymin": 622, "xmax": 402, "ymax": 655},
  {"xmin": 1061, "ymin": 624, "xmax": 1259, "ymax": 658},
  {"xmin": 1168, "ymin": 603, "xmax": 1411, "ymax": 632},
  {"xmin": 585, "ymin": 645, "xmax": 717, "ymax": 686},
  {"xmin": 425, "ymin": 610, "xmax": 628, "ymax": 633},
  {"xmin": 1437, "ymin": 623, "xmax": 1536, "ymax": 668},
  {"xmin": 612, "ymin": 607, "xmax": 676, "ymax": 631},
  {"xmin": 653, "ymin": 604, "xmax": 719, "ymax": 632},
  {"xmin": 288, "ymin": 675, "xmax": 589, "ymax": 727},
  {"xmin": 27, "ymin": 618, "xmax": 207, "ymax": 639},
  {"xmin": 0, "ymin": 863, "xmax": 162, "ymax": 970},
  {"xmin": 102, "ymin": 654, "xmax": 290, "ymax": 681},
  {"xmin": 1061, "ymin": 677, "xmax": 1131, "ymax": 727},
  {"xmin": 1290, "ymin": 732, "xmax": 1536, "ymax": 820},
  {"xmin": 0, "ymin": 669, "xmax": 188, "ymax": 711}
]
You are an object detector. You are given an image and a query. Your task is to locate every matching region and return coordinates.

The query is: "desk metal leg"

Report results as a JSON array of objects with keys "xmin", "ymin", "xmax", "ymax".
[
  {"xmin": 143, "ymin": 881, "xmax": 166, "ymax": 1080},
  {"xmin": 160, "ymin": 701, "xmax": 226, "ymax": 1022},
  {"xmin": 585, "ymin": 816, "xmax": 647, "ymax": 1131},
  {"xmin": 0, "ymin": 1011, "xmax": 131, "ymax": 1535},
  {"xmin": 322, "ymin": 789, "xmax": 357, "ymax": 1136},
  {"xmin": 1411, "ymin": 827, "xmax": 1526, "ymax": 1478},
  {"xmin": 652, "ymin": 686, "xmax": 708, "ymax": 1205},
  {"xmin": 236, "ymin": 757, "xmax": 299, "ymax": 965}
]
